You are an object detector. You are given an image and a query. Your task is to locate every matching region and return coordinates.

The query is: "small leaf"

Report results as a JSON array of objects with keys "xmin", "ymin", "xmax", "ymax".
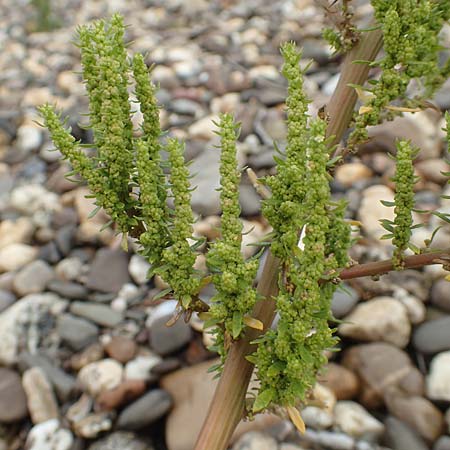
[
  {"xmin": 253, "ymin": 388, "xmax": 275, "ymax": 412},
  {"xmin": 232, "ymin": 311, "xmax": 243, "ymax": 339},
  {"xmin": 153, "ymin": 287, "xmax": 172, "ymax": 301},
  {"xmin": 198, "ymin": 312, "xmax": 213, "ymax": 322},
  {"xmin": 286, "ymin": 406, "xmax": 306, "ymax": 434},
  {"xmin": 380, "ymin": 200, "xmax": 395, "ymax": 207},
  {"xmin": 121, "ymin": 233, "xmax": 128, "ymax": 252},
  {"xmin": 88, "ymin": 205, "xmax": 102, "ymax": 219},
  {"xmin": 245, "ymin": 354, "xmax": 258, "ymax": 364},
  {"xmin": 243, "ymin": 316, "xmax": 264, "ymax": 331}
]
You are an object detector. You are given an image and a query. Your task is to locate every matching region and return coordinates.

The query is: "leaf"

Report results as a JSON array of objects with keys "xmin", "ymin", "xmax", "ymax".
[
  {"xmin": 232, "ymin": 311, "xmax": 243, "ymax": 339},
  {"xmin": 286, "ymin": 406, "xmax": 306, "ymax": 434},
  {"xmin": 253, "ymin": 388, "xmax": 275, "ymax": 412},
  {"xmin": 207, "ymin": 363, "xmax": 222, "ymax": 373},
  {"xmin": 431, "ymin": 211, "xmax": 450, "ymax": 224},
  {"xmin": 380, "ymin": 200, "xmax": 396, "ymax": 207},
  {"xmin": 120, "ymin": 233, "xmax": 128, "ymax": 252},
  {"xmin": 267, "ymin": 360, "xmax": 286, "ymax": 377},
  {"xmin": 245, "ymin": 354, "xmax": 258, "ymax": 364},
  {"xmin": 407, "ymin": 242, "xmax": 421, "ymax": 255},
  {"xmin": 153, "ymin": 287, "xmax": 172, "ymax": 301},
  {"xmin": 243, "ymin": 316, "xmax": 264, "ymax": 331}
]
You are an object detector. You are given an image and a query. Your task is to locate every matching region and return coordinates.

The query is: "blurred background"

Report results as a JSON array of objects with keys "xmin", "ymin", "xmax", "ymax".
[{"xmin": 0, "ymin": 0, "xmax": 450, "ymax": 449}]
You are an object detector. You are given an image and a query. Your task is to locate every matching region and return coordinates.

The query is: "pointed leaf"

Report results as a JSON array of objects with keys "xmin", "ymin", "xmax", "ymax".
[
  {"xmin": 287, "ymin": 406, "xmax": 306, "ymax": 434},
  {"xmin": 253, "ymin": 388, "xmax": 275, "ymax": 412},
  {"xmin": 232, "ymin": 311, "xmax": 243, "ymax": 339}
]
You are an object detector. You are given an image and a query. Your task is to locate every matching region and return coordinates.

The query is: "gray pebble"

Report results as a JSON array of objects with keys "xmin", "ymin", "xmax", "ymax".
[
  {"xmin": 413, "ymin": 316, "xmax": 450, "ymax": 354},
  {"xmin": 70, "ymin": 301, "xmax": 123, "ymax": 328},
  {"xmin": 384, "ymin": 416, "xmax": 428, "ymax": 450},
  {"xmin": 435, "ymin": 437, "xmax": 450, "ymax": 450},
  {"xmin": 0, "ymin": 289, "xmax": 16, "ymax": 313},
  {"xmin": 47, "ymin": 280, "xmax": 88, "ymax": 300},
  {"xmin": 431, "ymin": 279, "xmax": 450, "ymax": 312},
  {"xmin": 57, "ymin": 314, "xmax": 98, "ymax": 351},
  {"xmin": 331, "ymin": 284, "xmax": 359, "ymax": 319},
  {"xmin": 0, "ymin": 367, "xmax": 28, "ymax": 423},
  {"xmin": 149, "ymin": 315, "xmax": 192, "ymax": 356},
  {"xmin": 88, "ymin": 431, "xmax": 154, "ymax": 450}
]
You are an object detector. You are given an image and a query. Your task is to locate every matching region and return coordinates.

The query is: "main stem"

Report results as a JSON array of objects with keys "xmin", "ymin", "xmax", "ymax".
[{"xmin": 194, "ymin": 29, "xmax": 383, "ymax": 450}]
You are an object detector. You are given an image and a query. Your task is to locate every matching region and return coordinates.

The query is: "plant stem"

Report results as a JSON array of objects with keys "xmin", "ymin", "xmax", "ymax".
[{"xmin": 194, "ymin": 28, "xmax": 383, "ymax": 450}]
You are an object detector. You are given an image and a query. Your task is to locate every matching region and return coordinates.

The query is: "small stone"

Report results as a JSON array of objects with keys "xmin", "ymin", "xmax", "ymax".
[
  {"xmin": 331, "ymin": 285, "xmax": 359, "ymax": 319},
  {"xmin": 54, "ymin": 257, "xmax": 84, "ymax": 281},
  {"xmin": 15, "ymin": 123, "xmax": 42, "ymax": 154},
  {"xmin": 333, "ymin": 401, "xmax": 384, "ymax": 439},
  {"xmin": 129, "ymin": 255, "xmax": 151, "ymax": 285},
  {"xmin": 188, "ymin": 115, "xmax": 217, "ymax": 140},
  {"xmin": 73, "ymin": 412, "xmax": 112, "ymax": 439},
  {"xmin": 58, "ymin": 314, "xmax": 98, "ymax": 351},
  {"xmin": 434, "ymin": 436, "xmax": 450, "ymax": 450},
  {"xmin": 0, "ymin": 368, "xmax": 28, "ymax": 422},
  {"xmin": 87, "ymin": 431, "xmax": 154, "ymax": 450},
  {"xmin": 427, "ymin": 351, "xmax": 450, "ymax": 401},
  {"xmin": 318, "ymin": 363, "xmax": 360, "ymax": 400},
  {"xmin": 117, "ymin": 389, "xmax": 173, "ymax": 430},
  {"xmin": 339, "ymin": 297, "xmax": 411, "ymax": 348},
  {"xmin": 10, "ymin": 184, "xmax": 59, "ymax": 215},
  {"xmin": 70, "ymin": 301, "xmax": 123, "ymax": 328},
  {"xmin": 384, "ymin": 391, "xmax": 444, "ymax": 442},
  {"xmin": 0, "ymin": 217, "xmax": 34, "ymax": 249},
  {"xmin": 13, "ymin": 260, "xmax": 54, "ymax": 296},
  {"xmin": 335, "ymin": 163, "xmax": 373, "ymax": 188},
  {"xmin": 416, "ymin": 159, "xmax": 450, "ymax": 184},
  {"xmin": 149, "ymin": 315, "xmax": 192, "ymax": 356},
  {"xmin": 86, "ymin": 248, "xmax": 131, "ymax": 294},
  {"xmin": 70, "ymin": 343, "xmax": 104, "ymax": 371},
  {"xmin": 431, "ymin": 279, "xmax": 450, "ymax": 312},
  {"xmin": 125, "ymin": 354, "xmax": 162, "ymax": 381},
  {"xmin": 25, "ymin": 419, "xmax": 73, "ymax": 450},
  {"xmin": 47, "ymin": 280, "xmax": 88, "ymax": 300},
  {"xmin": 96, "ymin": 379, "xmax": 146, "ymax": 411},
  {"xmin": 301, "ymin": 406, "xmax": 333, "ymax": 430},
  {"xmin": 232, "ymin": 431, "xmax": 278, "ymax": 450},
  {"xmin": 104, "ymin": 336, "xmax": 137, "ymax": 364},
  {"xmin": 413, "ymin": 316, "xmax": 450, "ymax": 354},
  {"xmin": 0, "ymin": 289, "xmax": 15, "ymax": 313},
  {"xmin": 22, "ymin": 367, "xmax": 59, "ymax": 424},
  {"xmin": 78, "ymin": 359, "xmax": 123, "ymax": 397},
  {"xmin": 0, "ymin": 243, "xmax": 37, "ymax": 273},
  {"xmin": 384, "ymin": 416, "xmax": 428, "ymax": 450}
]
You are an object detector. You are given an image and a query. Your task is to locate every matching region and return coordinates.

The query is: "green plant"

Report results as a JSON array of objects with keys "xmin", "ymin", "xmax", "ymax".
[{"xmin": 38, "ymin": 3, "xmax": 450, "ymax": 449}]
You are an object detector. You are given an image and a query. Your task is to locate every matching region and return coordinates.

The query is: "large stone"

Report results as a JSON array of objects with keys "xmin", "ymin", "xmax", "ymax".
[
  {"xmin": 85, "ymin": 248, "xmax": 131, "ymax": 294},
  {"xmin": 22, "ymin": 367, "xmax": 59, "ymax": 424},
  {"xmin": 13, "ymin": 260, "xmax": 55, "ymax": 296},
  {"xmin": 427, "ymin": 351, "xmax": 450, "ymax": 401},
  {"xmin": 149, "ymin": 315, "xmax": 192, "ymax": 356},
  {"xmin": 70, "ymin": 302, "xmax": 123, "ymax": 328},
  {"xmin": 0, "ymin": 243, "xmax": 38, "ymax": 273},
  {"xmin": 116, "ymin": 389, "xmax": 173, "ymax": 430},
  {"xmin": 339, "ymin": 297, "xmax": 411, "ymax": 348},
  {"xmin": 342, "ymin": 343, "xmax": 424, "ymax": 409},
  {"xmin": 384, "ymin": 416, "xmax": 428, "ymax": 450},
  {"xmin": 0, "ymin": 368, "xmax": 28, "ymax": 423},
  {"xmin": 413, "ymin": 316, "xmax": 450, "ymax": 354},
  {"xmin": 57, "ymin": 314, "xmax": 99, "ymax": 351},
  {"xmin": 78, "ymin": 359, "xmax": 123, "ymax": 397}
]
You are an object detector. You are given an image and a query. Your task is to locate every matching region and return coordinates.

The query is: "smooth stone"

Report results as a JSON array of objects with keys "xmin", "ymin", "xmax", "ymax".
[
  {"xmin": 149, "ymin": 314, "xmax": 192, "ymax": 356},
  {"xmin": 13, "ymin": 260, "xmax": 54, "ymax": 296},
  {"xmin": 334, "ymin": 163, "xmax": 373, "ymax": 188},
  {"xmin": 72, "ymin": 412, "xmax": 112, "ymax": 439},
  {"xmin": 47, "ymin": 280, "xmax": 88, "ymax": 300},
  {"xmin": 434, "ymin": 436, "xmax": 450, "ymax": 450},
  {"xmin": 55, "ymin": 225, "xmax": 76, "ymax": 256},
  {"xmin": 0, "ymin": 243, "xmax": 38, "ymax": 273},
  {"xmin": 124, "ymin": 354, "xmax": 162, "ymax": 381},
  {"xmin": 95, "ymin": 379, "xmax": 146, "ymax": 411},
  {"xmin": 0, "ymin": 289, "xmax": 16, "ymax": 313},
  {"xmin": 10, "ymin": 184, "xmax": 59, "ymax": 215},
  {"xmin": 331, "ymin": 285, "xmax": 359, "ymax": 319},
  {"xmin": 301, "ymin": 406, "xmax": 333, "ymax": 430},
  {"xmin": 0, "ymin": 367, "xmax": 28, "ymax": 422},
  {"xmin": 57, "ymin": 314, "xmax": 98, "ymax": 351},
  {"xmin": 342, "ymin": 343, "xmax": 424, "ymax": 409},
  {"xmin": 54, "ymin": 257, "xmax": 84, "ymax": 281},
  {"xmin": 413, "ymin": 316, "xmax": 450, "ymax": 354},
  {"xmin": 0, "ymin": 293, "xmax": 66, "ymax": 366},
  {"xmin": 86, "ymin": 248, "xmax": 131, "ymax": 294},
  {"xmin": 302, "ymin": 429, "xmax": 354, "ymax": 450},
  {"xmin": 384, "ymin": 416, "xmax": 428, "ymax": 450},
  {"xmin": 318, "ymin": 363, "xmax": 360, "ymax": 400},
  {"xmin": 116, "ymin": 389, "xmax": 173, "ymax": 430},
  {"xmin": 333, "ymin": 401, "xmax": 384, "ymax": 440},
  {"xmin": 427, "ymin": 351, "xmax": 450, "ymax": 401},
  {"xmin": 128, "ymin": 254, "xmax": 151, "ymax": 285},
  {"xmin": 18, "ymin": 352, "xmax": 76, "ymax": 402},
  {"xmin": 38, "ymin": 241, "xmax": 62, "ymax": 264},
  {"xmin": 87, "ymin": 431, "xmax": 154, "ymax": 450},
  {"xmin": 416, "ymin": 159, "xmax": 450, "ymax": 184},
  {"xmin": 188, "ymin": 115, "xmax": 217, "ymax": 140},
  {"xmin": 239, "ymin": 183, "xmax": 262, "ymax": 216},
  {"xmin": 339, "ymin": 297, "xmax": 411, "ymax": 348},
  {"xmin": 431, "ymin": 279, "xmax": 450, "ymax": 312},
  {"xmin": 232, "ymin": 431, "xmax": 278, "ymax": 450},
  {"xmin": 0, "ymin": 217, "xmax": 34, "ymax": 249},
  {"xmin": 22, "ymin": 367, "xmax": 59, "ymax": 424},
  {"xmin": 70, "ymin": 302, "xmax": 123, "ymax": 328},
  {"xmin": 78, "ymin": 359, "xmax": 123, "ymax": 397},
  {"xmin": 15, "ymin": 123, "xmax": 42, "ymax": 153},
  {"xmin": 25, "ymin": 419, "xmax": 73, "ymax": 450},
  {"xmin": 104, "ymin": 336, "xmax": 137, "ymax": 364}
]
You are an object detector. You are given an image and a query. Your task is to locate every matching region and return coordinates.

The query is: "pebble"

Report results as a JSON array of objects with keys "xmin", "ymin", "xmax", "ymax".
[
  {"xmin": 124, "ymin": 354, "xmax": 162, "ymax": 381},
  {"xmin": 0, "ymin": 243, "xmax": 38, "ymax": 273},
  {"xmin": 232, "ymin": 431, "xmax": 278, "ymax": 450},
  {"xmin": 413, "ymin": 316, "xmax": 450, "ymax": 354},
  {"xmin": 301, "ymin": 406, "xmax": 334, "ymax": 430},
  {"xmin": 96, "ymin": 379, "xmax": 146, "ymax": 411},
  {"xmin": 339, "ymin": 297, "xmax": 411, "ymax": 348},
  {"xmin": 128, "ymin": 254, "xmax": 151, "ymax": 285},
  {"xmin": 70, "ymin": 301, "xmax": 123, "ymax": 328},
  {"xmin": 86, "ymin": 248, "xmax": 131, "ymax": 294},
  {"xmin": 334, "ymin": 163, "xmax": 373, "ymax": 188},
  {"xmin": 104, "ymin": 335, "xmax": 137, "ymax": 363},
  {"xmin": 15, "ymin": 123, "xmax": 42, "ymax": 153},
  {"xmin": 25, "ymin": 419, "xmax": 73, "ymax": 450},
  {"xmin": 431, "ymin": 278, "xmax": 450, "ymax": 312},
  {"xmin": 0, "ymin": 217, "xmax": 34, "ymax": 249},
  {"xmin": 0, "ymin": 289, "xmax": 16, "ymax": 313},
  {"xmin": 188, "ymin": 115, "xmax": 217, "ymax": 141},
  {"xmin": 318, "ymin": 363, "xmax": 360, "ymax": 400},
  {"xmin": 333, "ymin": 401, "xmax": 384, "ymax": 440},
  {"xmin": 57, "ymin": 314, "xmax": 99, "ymax": 351},
  {"xmin": 73, "ymin": 412, "xmax": 113, "ymax": 439},
  {"xmin": 426, "ymin": 351, "xmax": 450, "ymax": 401},
  {"xmin": 149, "ymin": 314, "xmax": 192, "ymax": 356},
  {"xmin": 12, "ymin": 259, "xmax": 54, "ymax": 296},
  {"xmin": 22, "ymin": 367, "xmax": 59, "ymax": 424},
  {"xmin": 434, "ymin": 436, "xmax": 450, "ymax": 450},
  {"xmin": 77, "ymin": 359, "xmax": 123, "ymax": 397},
  {"xmin": 116, "ymin": 389, "xmax": 173, "ymax": 430},
  {"xmin": 47, "ymin": 280, "xmax": 88, "ymax": 299},
  {"xmin": 384, "ymin": 416, "xmax": 428, "ymax": 450},
  {"xmin": 10, "ymin": 184, "xmax": 59, "ymax": 215},
  {"xmin": 87, "ymin": 431, "xmax": 154, "ymax": 450},
  {"xmin": 54, "ymin": 257, "xmax": 84, "ymax": 281},
  {"xmin": 331, "ymin": 285, "xmax": 359, "ymax": 319},
  {"xmin": 0, "ymin": 367, "xmax": 28, "ymax": 423}
]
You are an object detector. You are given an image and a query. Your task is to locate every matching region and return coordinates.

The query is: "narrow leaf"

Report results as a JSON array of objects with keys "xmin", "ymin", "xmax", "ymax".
[
  {"xmin": 243, "ymin": 316, "xmax": 264, "ymax": 331},
  {"xmin": 287, "ymin": 406, "xmax": 306, "ymax": 434}
]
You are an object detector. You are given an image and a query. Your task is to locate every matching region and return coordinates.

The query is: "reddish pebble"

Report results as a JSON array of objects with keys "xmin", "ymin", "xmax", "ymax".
[
  {"xmin": 104, "ymin": 336, "xmax": 137, "ymax": 364},
  {"xmin": 96, "ymin": 379, "xmax": 146, "ymax": 411}
]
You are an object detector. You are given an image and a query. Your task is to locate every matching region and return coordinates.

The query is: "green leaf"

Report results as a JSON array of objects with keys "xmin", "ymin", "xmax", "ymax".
[
  {"xmin": 232, "ymin": 311, "xmax": 243, "ymax": 339},
  {"xmin": 380, "ymin": 200, "xmax": 396, "ymax": 207},
  {"xmin": 431, "ymin": 211, "xmax": 450, "ymax": 224},
  {"xmin": 267, "ymin": 360, "xmax": 286, "ymax": 377},
  {"xmin": 88, "ymin": 205, "xmax": 102, "ymax": 219},
  {"xmin": 153, "ymin": 287, "xmax": 172, "ymax": 300},
  {"xmin": 253, "ymin": 387, "xmax": 275, "ymax": 412}
]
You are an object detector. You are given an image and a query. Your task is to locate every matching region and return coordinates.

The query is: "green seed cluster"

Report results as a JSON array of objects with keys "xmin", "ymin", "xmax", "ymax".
[
  {"xmin": 206, "ymin": 114, "xmax": 258, "ymax": 361},
  {"xmin": 350, "ymin": 0, "xmax": 450, "ymax": 146}
]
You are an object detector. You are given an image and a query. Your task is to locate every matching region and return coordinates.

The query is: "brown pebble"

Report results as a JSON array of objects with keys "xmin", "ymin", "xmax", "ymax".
[
  {"xmin": 95, "ymin": 379, "xmax": 146, "ymax": 411},
  {"xmin": 318, "ymin": 363, "xmax": 360, "ymax": 400},
  {"xmin": 104, "ymin": 336, "xmax": 137, "ymax": 364},
  {"xmin": 70, "ymin": 343, "xmax": 104, "ymax": 371}
]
